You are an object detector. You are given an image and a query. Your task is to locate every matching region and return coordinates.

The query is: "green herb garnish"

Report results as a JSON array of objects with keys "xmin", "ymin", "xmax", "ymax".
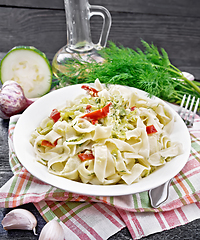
[{"xmin": 52, "ymin": 40, "xmax": 200, "ymax": 105}]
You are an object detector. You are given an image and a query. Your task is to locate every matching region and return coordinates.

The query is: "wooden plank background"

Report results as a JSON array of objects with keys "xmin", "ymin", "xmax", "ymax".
[
  {"xmin": 0, "ymin": 2, "xmax": 200, "ymax": 239},
  {"xmin": 0, "ymin": 0, "xmax": 199, "ymax": 79}
]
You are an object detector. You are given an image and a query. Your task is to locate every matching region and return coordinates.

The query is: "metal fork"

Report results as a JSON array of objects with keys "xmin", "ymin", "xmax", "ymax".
[
  {"xmin": 177, "ymin": 94, "xmax": 200, "ymax": 127},
  {"xmin": 149, "ymin": 94, "xmax": 199, "ymax": 208}
]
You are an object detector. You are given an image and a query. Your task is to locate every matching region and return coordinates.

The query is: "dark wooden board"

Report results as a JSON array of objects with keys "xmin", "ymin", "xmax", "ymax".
[
  {"xmin": 0, "ymin": 1, "xmax": 200, "ymax": 239},
  {"xmin": 0, "ymin": 0, "xmax": 200, "ymax": 18},
  {"xmin": 0, "ymin": 6, "xmax": 199, "ymax": 78},
  {"xmin": 0, "ymin": 0, "xmax": 64, "ymax": 9}
]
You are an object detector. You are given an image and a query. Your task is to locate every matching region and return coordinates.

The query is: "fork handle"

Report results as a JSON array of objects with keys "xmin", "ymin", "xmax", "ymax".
[{"xmin": 149, "ymin": 179, "xmax": 172, "ymax": 208}]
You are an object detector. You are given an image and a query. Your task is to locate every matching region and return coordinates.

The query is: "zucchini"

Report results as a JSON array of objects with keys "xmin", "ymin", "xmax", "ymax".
[{"xmin": 0, "ymin": 46, "xmax": 52, "ymax": 98}]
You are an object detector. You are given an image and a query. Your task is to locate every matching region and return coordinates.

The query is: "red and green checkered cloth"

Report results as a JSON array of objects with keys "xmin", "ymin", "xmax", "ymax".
[{"xmin": 1, "ymin": 113, "xmax": 200, "ymax": 239}]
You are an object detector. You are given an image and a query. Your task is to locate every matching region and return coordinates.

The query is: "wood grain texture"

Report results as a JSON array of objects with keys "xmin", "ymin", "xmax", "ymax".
[
  {"xmin": 0, "ymin": 0, "xmax": 199, "ymax": 17},
  {"xmin": 0, "ymin": 0, "xmax": 64, "ymax": 9},
  {"xmin": 0, "ymin": 7, "xmax": 66, "ymax": 54},
  {"xmin": 0, "ymin": 2, "xmax": 200, "ymax": 240},
  {"xmin": 0, "ymin": 4, "xmax": 199, "ymax": 78},
  {"xmin": 0, "ymin": 118, "xmax": 9, "ymax": 186}
]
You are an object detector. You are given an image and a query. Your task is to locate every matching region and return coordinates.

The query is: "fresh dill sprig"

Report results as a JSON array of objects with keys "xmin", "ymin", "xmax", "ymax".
[{"xmin": 52, "ymin": 40, "xmax": 200, "ymax": 105}]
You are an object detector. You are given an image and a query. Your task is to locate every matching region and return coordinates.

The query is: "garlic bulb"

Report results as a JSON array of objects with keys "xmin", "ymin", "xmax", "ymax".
[
  {"xmin": 0, "ymin": 80, "xmax": 34, "ymax": 119},
  {"xmin": 39, "ymin": 220, "xmax": 65, "ymax": 240},
  {"xmin": 1, "ymin": 208, "xmax": 37, "ymax": 235}
]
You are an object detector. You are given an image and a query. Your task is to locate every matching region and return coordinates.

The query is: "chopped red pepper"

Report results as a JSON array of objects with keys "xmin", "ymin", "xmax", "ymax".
[
  {"xmin": 86, "ymin": 105, "xmax": 92, "ymax": 112},
  {"xmin": 81, "ymin": 85, "xmax": 99, "ymax": 97},
  {"xmin": 91, "ymin": 120, "xmax": 98, "ymax": 125},
  {"xmin": 81, "ymin": 102, "xmax": 112, "ymax": 124},
  {"xmin": 78, "ymin": 152, "xmax": 95, "ymax": 161},
  {"xmin": 130, "ymin": 106, "xmax": 136, "ymax": 111},
  {"xmin": 50, "ymin": 109, "xmax": 61, "ymax": 123},
  {"xmin": 146, "ymin": 125, "xmax": 157, "ymax": 134},
  {"xmin": 41, "ymin": 139, "xmax": 58, "ymax": 147}
]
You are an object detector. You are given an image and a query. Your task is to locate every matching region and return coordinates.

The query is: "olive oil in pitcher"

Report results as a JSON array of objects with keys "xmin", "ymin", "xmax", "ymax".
[{"xmin": 52, "ymin": 0, "xmax": 112, "ymax": 79}]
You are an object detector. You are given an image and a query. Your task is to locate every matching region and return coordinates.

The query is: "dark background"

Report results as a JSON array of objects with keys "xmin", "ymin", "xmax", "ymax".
[
  {"xmin": 0, "ymin": 0, "xmax": 199, "ymax": 78},
  {"xmin": 0, "ymin": 0, "xmax": 200, "ymax": 239}
]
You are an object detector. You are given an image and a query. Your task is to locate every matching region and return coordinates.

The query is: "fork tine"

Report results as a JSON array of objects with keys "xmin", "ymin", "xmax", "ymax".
[
  {"xmin": 185, "ymin": 96, "xmax": 195, "ymax": 122},
  {"xmin": 177, "ymin": 94, "xmax": 186, "ymax": 115},
  {"xmin": 190, "ymin": 97, "xmax": 200, "ymax": 126},
  {"xmin": 178, "ymin": 95, "xmax": 200, "ymax": 128},
  {"xmin": 181, "ymin": 94, "xmax": 191, "ymax": 119}
]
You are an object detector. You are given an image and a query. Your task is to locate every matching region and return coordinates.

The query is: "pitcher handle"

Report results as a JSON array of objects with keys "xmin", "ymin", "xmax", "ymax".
[{"xmin": 89, "ymin": 5, "xmax": 112, "ymax": 49}]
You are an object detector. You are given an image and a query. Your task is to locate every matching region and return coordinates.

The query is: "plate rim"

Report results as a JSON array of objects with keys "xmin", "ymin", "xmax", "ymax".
[{"xmin": 13, "ymin": 84, "xmax": 191, "ymax": 196}]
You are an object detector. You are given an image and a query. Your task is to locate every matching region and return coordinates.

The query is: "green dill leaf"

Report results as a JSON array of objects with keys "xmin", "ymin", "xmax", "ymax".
[{"xmin": 53, "ymin": 40, "xmax": 200, "ymax": 105}]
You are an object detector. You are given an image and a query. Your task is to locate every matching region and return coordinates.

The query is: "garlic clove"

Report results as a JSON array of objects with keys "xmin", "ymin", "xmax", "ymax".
[
  {"xmin": 39, "ymin": 220, "xmax": 65, "ymax": 240},
  {"xmin": 1, "ymin": 208, "xmax": 37, "ymax": 235},
  {"xmin": 182, "ymin": 72, "xmax": 195, "ymax": 81}
]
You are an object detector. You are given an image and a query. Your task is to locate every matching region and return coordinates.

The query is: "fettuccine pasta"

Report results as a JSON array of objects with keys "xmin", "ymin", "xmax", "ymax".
[{"xmin": 30, "ymin": 79, "xmax": 183, "ymax": 185}]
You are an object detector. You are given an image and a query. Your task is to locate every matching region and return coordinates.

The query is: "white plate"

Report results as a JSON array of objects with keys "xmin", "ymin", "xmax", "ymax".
[{"xmin": 13, "ymin": 84, "xmax": 191, "ymax": 196}]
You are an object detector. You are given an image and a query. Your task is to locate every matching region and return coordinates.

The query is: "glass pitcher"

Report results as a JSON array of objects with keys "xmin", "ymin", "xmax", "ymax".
[{"xmin": 52, "ymin": 0, "xmax": 112, "ymax": 78}]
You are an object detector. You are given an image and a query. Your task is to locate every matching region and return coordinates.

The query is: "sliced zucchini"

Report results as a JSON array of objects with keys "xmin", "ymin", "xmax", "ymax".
[{"xmin": 0, "ymin": 46, "xmax": 52, "ymax": 98}]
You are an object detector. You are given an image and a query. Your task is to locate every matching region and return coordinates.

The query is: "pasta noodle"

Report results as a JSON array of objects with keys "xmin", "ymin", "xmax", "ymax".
[{"xmin": 30, "ymin": 79, "xmax": 183, "ymax": 185}]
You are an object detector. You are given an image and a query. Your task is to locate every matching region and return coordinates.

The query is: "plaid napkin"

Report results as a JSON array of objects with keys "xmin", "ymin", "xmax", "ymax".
[{"xmin": 1, "ymin": 113, "xmax": 200, "ymax": 239}]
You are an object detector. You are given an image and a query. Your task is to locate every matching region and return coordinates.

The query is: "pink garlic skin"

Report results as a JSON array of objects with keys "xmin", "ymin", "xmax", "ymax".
[
  {"xmin": 182, "ymin": 72, "xmax": 195, "ymax": 81},
  {"xmin": 0, "ymin": 80, "xmax": 34, "ymax": 119}
]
